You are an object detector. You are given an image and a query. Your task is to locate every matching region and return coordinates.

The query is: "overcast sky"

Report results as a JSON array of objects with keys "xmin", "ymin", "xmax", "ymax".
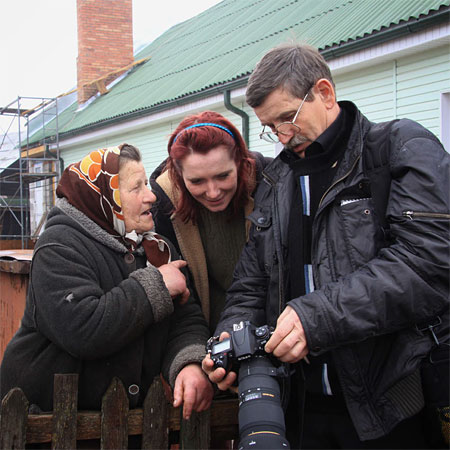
[{"xmin": 0, "ymin": 0, "xmax": 222, "ymax": 136}]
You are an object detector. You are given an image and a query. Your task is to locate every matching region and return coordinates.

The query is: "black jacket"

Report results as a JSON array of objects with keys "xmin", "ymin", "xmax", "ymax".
[
  {"xmin": 217, "ymin": 102, "xmax": 450, "ymax": 440},
  {"xmin": 0, "ymin": 198, "xmax": 209, "ymax": 412}
]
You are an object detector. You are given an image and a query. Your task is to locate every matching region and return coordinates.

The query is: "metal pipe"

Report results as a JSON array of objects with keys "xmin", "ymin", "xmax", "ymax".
[{"xmin": 223, "ymin": 90, "xmax": 249, "ymax": 147}]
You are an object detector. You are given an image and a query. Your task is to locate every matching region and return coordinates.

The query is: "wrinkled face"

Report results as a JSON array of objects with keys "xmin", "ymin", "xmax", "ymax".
[
  {"xmin": 254, "ymin": 86, "xmax": 332, "ymax": 158},
  {"xmin": 119, "ymin": 160, "xmax": 156, "ymax": 233},
  {"xmin": 180, "ymin": 145, "xmax": 239, "ymax": 212}
]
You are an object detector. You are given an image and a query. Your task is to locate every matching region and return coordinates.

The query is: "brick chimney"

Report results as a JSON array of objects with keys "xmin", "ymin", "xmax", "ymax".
[{"xmin": 77, "ymin": 0, "xmax": 134, "ymax": 104}]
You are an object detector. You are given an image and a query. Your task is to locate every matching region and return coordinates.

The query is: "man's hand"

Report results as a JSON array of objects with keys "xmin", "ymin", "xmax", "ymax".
[
  {"xmin": 158, "ymin": 260, "xmax": 190, "ymax": 304},
  {"xmin": 265, "ymin": 306, "xmax": 309, "ymax": 363},
  {"xmin": 201, "ymin": 332, "xmax": 237, "ymax": 392},
  {"xmin": 173, "ymin": 363, "xmax": 214, "ymax": 420}
]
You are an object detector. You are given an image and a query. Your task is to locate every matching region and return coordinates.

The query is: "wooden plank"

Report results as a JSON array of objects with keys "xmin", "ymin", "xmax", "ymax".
[
  {"xmin": 100, "ymin": 378, "xmax": 128, "ymax": 449},
  {"xmin": 26, "ymin": 409, "xmax": 146, "ymax": 443},
  {"xmin": 95, "ymin": 80, "xmax": 109, "ymax": 95},
  {"xmin": 20, "ymin": 145, "xmax": 45, "ymax": 158},
  {"xmin": 0, "ymin": 387, "xmax": 29, "ymax": 450},
  {"xmin": 0, "ymin": 260, "xmax": 30, "ymax": 274},
  {"xmin": 180, "ymin": 409, "xmax": 210, "ymax": 450},
  {"xmin": 83, "ymin": 57, "xmax": 150, "ymax": 86},
  {"xmin": 51, "ymin": 374, "xmax": 78, "ymax": 449},
  {"xmin": 142, "ymin": 377, "xmax": 169, "ymax": 449},
  {"xmin": 0, "ymin": 241, "xmax": 35, "ymax": 251},
  {"xmin": 24, "ymin": 394, "xmax": 239, "ymax": 444}
]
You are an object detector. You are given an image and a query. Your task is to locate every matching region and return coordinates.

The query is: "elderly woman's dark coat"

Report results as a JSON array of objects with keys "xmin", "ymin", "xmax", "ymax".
[{"xmin": 0, "ymin": 198, "xmax": 209, "ymax": 411}]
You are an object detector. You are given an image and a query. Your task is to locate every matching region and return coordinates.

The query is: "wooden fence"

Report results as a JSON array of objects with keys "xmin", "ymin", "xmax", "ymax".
[{"xmin": 0, "ymin": 374, "xmax": 239, "ymax": 449}]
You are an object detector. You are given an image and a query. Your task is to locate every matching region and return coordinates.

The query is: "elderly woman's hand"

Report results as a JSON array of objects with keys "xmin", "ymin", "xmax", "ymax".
[
  {"xmin": 173, "ymin": 363, "xmax": 214, "ymax": 420},
  {"xmin": 158, "ymin": 260, "xmax": 190, "ymax": 304}
]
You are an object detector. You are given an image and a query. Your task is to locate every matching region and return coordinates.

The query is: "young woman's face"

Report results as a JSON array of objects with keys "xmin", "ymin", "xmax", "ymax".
[
  {"xmin": 180, "ymin": 145, "xmax": 238, "ymax": 212},
  {"xmin": 119, "ymin": 160, "xmax": 156, "ymax": 233}
]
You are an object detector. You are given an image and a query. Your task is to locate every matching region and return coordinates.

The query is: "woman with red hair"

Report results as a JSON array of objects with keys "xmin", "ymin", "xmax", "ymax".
[{"xmin": 150, "ymin": 111, "xmax": 271, "ymax": 334}]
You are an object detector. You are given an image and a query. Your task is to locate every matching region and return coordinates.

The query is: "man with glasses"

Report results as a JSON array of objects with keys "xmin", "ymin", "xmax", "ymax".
[{"xmin": 203, "ymin": 42, "xmax": 449, "ymax": 448}]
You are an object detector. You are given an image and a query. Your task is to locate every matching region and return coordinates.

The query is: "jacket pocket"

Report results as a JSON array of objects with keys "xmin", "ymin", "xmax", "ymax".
[
  {"xmin": 248, "ymin": 206, "xmax": 272, "ymax": 231},
  {"xmin": 247, "ymin": 207, "xmax": 274, "ymax": 275},
  {"xmin": 338, "ymin": 197, "xmax": 383, "ymax": 270}
]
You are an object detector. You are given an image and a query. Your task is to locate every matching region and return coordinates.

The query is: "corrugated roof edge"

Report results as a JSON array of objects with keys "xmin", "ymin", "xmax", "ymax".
[
  {"xmin": 34, "ymin": 4, "xmax": 450, "ymax": 144},
  {"xmin": 321, "ymin": 4, "xmax": 449, "ymax": 59},
  {"xmin": 56, "ymin": 76, "xmax": 251, "ymax": 139}
]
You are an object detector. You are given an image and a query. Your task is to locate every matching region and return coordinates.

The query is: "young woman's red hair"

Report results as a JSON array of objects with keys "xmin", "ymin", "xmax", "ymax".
[{"xmin": 166, "ymin": 111, "xmax": 255, "ymax": 223}]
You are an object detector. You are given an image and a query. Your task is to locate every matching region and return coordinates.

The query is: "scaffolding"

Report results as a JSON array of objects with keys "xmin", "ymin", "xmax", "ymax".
[{"xmin": 0, "ymin": 96, "xmax": 61, "ymax": 248}]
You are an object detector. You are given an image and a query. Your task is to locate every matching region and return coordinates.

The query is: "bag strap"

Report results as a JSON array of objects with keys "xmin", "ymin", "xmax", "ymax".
[
  {"xmin": 364, "ymin": 120, "xmax": 445, "ymax": 345},
  {"xmin": 362, "ymin": 119, "xmax": 399, "ymax": 228}
]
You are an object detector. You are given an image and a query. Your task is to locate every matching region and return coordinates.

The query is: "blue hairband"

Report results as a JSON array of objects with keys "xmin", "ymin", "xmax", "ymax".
[{"xmin": 173, "ymin": 122, "xmax": 235, "ymax": 143}]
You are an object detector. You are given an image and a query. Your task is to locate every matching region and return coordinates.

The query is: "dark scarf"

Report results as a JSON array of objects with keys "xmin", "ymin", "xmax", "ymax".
[
  {"xmin": 282, "ymin": 106, "xmax": 351, "ymax": 298},
  {"xmin": 56, "ymin": 144, "xmax": 170, "ymax": 267},
  {"xmin": 283, "ymin": 106, "xmax": 354, "ymax": 398}
]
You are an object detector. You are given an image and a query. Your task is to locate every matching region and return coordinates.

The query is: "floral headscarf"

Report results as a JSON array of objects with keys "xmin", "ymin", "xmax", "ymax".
[{"xmin": 56, "ymin": 144, "xmax": 170, "ymax": 267}]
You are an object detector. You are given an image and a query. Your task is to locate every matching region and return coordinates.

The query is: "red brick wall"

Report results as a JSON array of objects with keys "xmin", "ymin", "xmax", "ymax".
[{"xmin": 77, "ymin": 0, "xmax": 133, "ymax": 104}]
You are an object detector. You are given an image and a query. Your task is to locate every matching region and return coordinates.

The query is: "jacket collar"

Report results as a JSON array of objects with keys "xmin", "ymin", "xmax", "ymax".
[
  {"xmin": 263, "ymin": 101, "xmax": 371, "ymax": 185},
  {"xmin": 53, "ymin": 198, "xmax": 129, "ymax": 254},
  {"xmin": 332, "ymin": 101, "xmax": 371, "ymax": 182}
]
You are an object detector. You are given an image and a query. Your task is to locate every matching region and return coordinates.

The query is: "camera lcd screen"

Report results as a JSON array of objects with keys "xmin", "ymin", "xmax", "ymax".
[{"xmin": 212, "ymin": 339, "xmax": 231, "ymax": 354}]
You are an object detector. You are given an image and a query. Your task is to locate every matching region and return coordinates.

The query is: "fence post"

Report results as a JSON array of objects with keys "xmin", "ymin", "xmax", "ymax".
[
  {"xmin": 142, "ymin": 377, "xmax": 169, "ymax": 449},
  {"xmin": 180, "ymin": 409, "xmax": 210, "ymax": 450},
  {"xmin": 100, "ymin": 377, "xmax": 128, "ymax": 449},
  {"xmin": 51, "ymin": 373, "xmax": 78, "ymax": 450},
  {"xmin": 0, "ymin": 387, "xmax": 28, "ymax": 450}
]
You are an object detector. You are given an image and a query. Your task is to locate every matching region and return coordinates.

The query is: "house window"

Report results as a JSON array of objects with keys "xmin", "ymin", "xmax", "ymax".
[{"xmin": 441, "ymin": 92, "xmax": 450, "ymax": 153}]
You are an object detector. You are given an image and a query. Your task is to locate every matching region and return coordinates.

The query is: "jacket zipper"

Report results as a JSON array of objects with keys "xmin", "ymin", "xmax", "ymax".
[
  {"xmin": 312, "ymin": 155, "xmax": 362, "ymax": 285},
  {"xmin": 263, "ymin": 172, "xmax": 291, "ymax": 408},
  {"xmin": 402, "ymin": 211, "xmax": 450, "ymax": 220},
  {"xmin": 318, "ymin": 154, "xmax": 361, "ymax": 209}
]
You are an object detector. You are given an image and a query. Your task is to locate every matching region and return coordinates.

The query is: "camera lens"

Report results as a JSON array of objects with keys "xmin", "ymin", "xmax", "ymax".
[{"xmin": 237, "ymin": 356, "xmax": 290, "ymax": 449}]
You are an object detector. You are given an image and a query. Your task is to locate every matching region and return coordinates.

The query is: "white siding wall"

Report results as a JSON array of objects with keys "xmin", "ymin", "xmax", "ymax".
[
  {"xmin": 334, "ymin": 45, "xmax": 450, "ymax": 143},
  {"xmin": 61, "ymin": 44, "xmax": 449, "ymax": 176},
  {"xmin": 396, "ymin": 46, "xmax": 449, "ymax": 138},
  {"xmin": 334, "ymin": 61, "xmax": 395, "ymax": 122},
  {"xmin": 61, "ymin": 102, "xmax": 277, "ymax": 178}
]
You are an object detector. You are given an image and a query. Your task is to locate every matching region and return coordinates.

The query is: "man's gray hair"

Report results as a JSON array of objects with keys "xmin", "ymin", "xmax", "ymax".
[{"xmin": 246, "ymin": 42, "xmax": 335, "ymax": 107}]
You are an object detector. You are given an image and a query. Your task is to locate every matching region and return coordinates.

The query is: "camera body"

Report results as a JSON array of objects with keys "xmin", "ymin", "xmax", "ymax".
[
  {"xmin": 206, "ymin": 321, "xmax": 272, "ymax": 371},
  {"xmin": 206, "ymin": 321, "xmax": 290, "ymax": 449}
]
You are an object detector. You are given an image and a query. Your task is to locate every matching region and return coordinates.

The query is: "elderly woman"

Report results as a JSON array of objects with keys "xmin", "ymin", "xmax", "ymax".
[
  {"xmin": 150, "ymin": 111, "xmax": 272, "ymax": 334},
  {"xmin": 0, "ymin": 144, "xmax": 213, "ymax": 420}
]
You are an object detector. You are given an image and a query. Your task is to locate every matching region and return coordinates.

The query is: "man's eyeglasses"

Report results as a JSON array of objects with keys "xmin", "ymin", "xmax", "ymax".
[{"xmin": 259, "ymin": 91, "xmax": 310, "ymax": 144}]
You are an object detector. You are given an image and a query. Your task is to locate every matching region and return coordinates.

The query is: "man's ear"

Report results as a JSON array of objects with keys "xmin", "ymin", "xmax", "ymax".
[{"xmin": 315, "ymin": 78, "xmax": 336, "ymax": 109}]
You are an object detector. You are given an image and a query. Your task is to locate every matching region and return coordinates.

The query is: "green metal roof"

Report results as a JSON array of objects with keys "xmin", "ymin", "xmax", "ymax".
[{"xmin": 34, "ymin": 0, "xmax": 450, "ymax": 141}]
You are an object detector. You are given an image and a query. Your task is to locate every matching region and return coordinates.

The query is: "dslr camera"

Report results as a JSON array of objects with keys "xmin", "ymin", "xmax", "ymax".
[{"xmin": 206, "ymin": 321, "xmax": 290, "ymax": 449}]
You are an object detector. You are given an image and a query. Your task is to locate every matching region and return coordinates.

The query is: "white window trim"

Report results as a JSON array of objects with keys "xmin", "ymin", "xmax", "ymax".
[{"xmin": 440, "ymin": 91, "xmax": 450, "ymax": 153}]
